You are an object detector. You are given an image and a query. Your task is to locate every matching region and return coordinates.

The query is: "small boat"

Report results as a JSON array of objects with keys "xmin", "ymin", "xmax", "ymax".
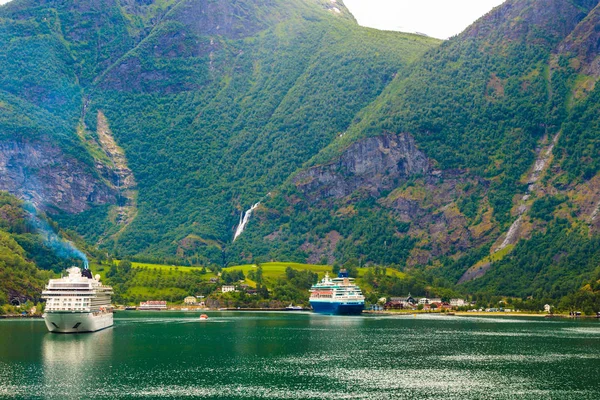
[
  {"xmin": 199, "ymin": 314, "xmax": 209, "ymax": 320},
  {"xmin": 285, "ymin": 304, "xmax": 303, "ymax": 311}
]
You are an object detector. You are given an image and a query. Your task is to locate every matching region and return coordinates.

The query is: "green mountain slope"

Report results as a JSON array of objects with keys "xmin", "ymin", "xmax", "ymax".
[
  {"xmin": 0, "ymin": 0, "xmax": 439, "ymax": 263},
  {"xmin": 237, "ymin": 0, "xmax": 600, "ymax": 303},
  {"xmin": 1, "ymin": 0, "xmax": 600, "ymax": 307},
  {"xmin": 0, "ymin": 193, "xmax": 54, "ymax": 308}
]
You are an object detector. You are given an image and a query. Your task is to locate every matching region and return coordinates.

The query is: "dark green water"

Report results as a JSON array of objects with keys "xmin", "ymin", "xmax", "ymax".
[{"xmin": 1, "ymin": 312, "xmax": 599, "ymax": 399}]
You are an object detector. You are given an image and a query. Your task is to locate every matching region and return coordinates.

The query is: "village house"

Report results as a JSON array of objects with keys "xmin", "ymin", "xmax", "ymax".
[
  {"xmin": 221, "ymin": 285, "xmax": 236, "ymax": 293},
  {"xmin": 419, "ymin": 297, "xmax": 442, "ymax": 305},
  {"xmin": 184, "ymin": 296, "xmax": 197, "ymax": 305},
  {"xmin": 385, "ymin": 294, "xmax": 417, "ymax": 310},
  {"xmin": 440, "ymin": 302, "xmax": 452, "ymax": 309},
  {"xmin": 450, "ymin": 298, "xmax": 466, "ymax": 307},
  {"xmin": 139, "ymin": 301, "xmax": 167, "ymax": 310}
]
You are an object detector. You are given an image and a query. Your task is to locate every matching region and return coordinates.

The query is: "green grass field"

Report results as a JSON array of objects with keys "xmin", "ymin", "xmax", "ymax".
[
  {"xmin": 127, "ymin": 261, "xmax": 405, "ymax": 285},
  {"xmin": 130, "ymin": 262, "xmax": 204, "ymax": 272},
  {"xmin": 223, "ymin": 262, "xmax": 332, "ymax": 286},
  {"xmin": 127, "ymin": 286, "xmax": 188, "ymax": 299},
  {"xmin": 98, "ymin": 261, "xmax": 405, "ymax": 303},
  {"xmin": 116, "ymin": 260, "xmax": 405, "ymax": 282},
  {"xmin": 225, "ymin": 262, "xmax": 404, "ymax": 284}
]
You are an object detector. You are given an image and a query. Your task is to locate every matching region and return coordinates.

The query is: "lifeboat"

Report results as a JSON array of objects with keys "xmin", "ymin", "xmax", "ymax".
[{"xmin": 199, "ymin": 314, "xmax": 209, "ymax": 320}]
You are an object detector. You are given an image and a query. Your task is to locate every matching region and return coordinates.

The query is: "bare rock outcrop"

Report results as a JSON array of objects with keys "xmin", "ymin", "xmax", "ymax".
[
  {"xmin": 463, "ymin": 0, "xmax": 599, "ymax": 44},
  {"xmin": 294, "ymin": 133, "xmax": 429, "ymax": 201},
  {"xmin": 0, "ymin": 140, "xmax": 116, "ymax": 213}
]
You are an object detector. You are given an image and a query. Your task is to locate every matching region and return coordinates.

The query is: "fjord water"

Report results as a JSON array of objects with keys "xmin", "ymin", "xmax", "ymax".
[{"xmin": 1, "ymin": 313, "xmax": 599, "ymax": 399}]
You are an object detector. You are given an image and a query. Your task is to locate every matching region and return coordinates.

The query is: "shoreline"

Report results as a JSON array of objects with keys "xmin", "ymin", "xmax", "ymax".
[
  {"xmin": 4, "ymin": 309, "xmax": 597, "ymax": 320},
  {"xmin": 0, "ymin": 315, "xmax": 43, "ymax": 319},
  {"xmin": 454, "ymin": 312, "xmax": 547, "ymax": 318},
  {"xmin": 364, "ymin": 310, "xmax": 600, "ymax": 319}
]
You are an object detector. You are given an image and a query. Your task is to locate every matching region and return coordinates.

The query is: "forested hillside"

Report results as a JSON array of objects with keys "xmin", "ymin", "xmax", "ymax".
[
  {"xmin": 237, "ymin": 0, "xmax": 600, "ymax": 302},
  {"xmin": 0, "ymin": 0, "xmax": 599, "ymax": 306},
  {"xmin": 0, "ymin": 192, "xmax": 53, "ymax": 309},
  {"xmin": 0, "ymin": 0, "xmax": 438, "ymax": 264}
]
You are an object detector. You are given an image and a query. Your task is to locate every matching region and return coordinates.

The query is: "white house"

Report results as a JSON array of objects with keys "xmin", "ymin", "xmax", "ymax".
[
  {"xmin": 222, "ymin": 285, "xmax": 236, "ymax": 293},
  {"xmin": 184, "ymin": 296, "xmax": 198, "ymax": 305},
  {"xmin": 139, "ymin": 301, "xmax": 167, "ymax": 310},
  {"xmin": 544, "ymin": 304, "xmax": 552, "ymax": 313},
  {"xmin": 418, "ymin": 298, "xmax": 429, "ymax": 305},
  {"xmin": 450, "ymin": 298, "xmax": 466, "ymax": 307}
]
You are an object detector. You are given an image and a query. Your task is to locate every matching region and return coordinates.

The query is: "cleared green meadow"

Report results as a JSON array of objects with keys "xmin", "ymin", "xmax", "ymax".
[
  {"xmin": 223, "ymin": 262, "xmax": 331, "ymax": 285},
  {"xmin": 96, "ymin": 261, "xmax": 405, "ymax": 303},
  {"xmin": 225, "ymin": 262, "xmax": 404, "ymax": 285},
  {"xmin": 131, "ymin": 262, "xmax": 211, "ymax": 274},
  {"xmin": 127, "ymin": 261, "xmax": 404, "ymax": 285}
]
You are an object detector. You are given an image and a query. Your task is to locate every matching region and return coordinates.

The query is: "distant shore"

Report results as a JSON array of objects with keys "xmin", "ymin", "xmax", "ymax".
[
  {"xmin": 363, "ymin": 310, "xmax": 544, "ymax": 317},
  {"xmin": 0, "ymin": 314, "xmax": 43, "ymax": 319},
  {"xmin": 454, "ymin": 312, "xmax": 546, "ymax": 318},
  {"xmin": 364, "ymin": 310, "xmax": 600, "ymax": 319},
  {"xmin": 3, "ymin": 310, "xmax": 596, "ymax": 320},
  {"xmin": 456, "ymin": 312, "xmax": 599, "ymax": 319}
]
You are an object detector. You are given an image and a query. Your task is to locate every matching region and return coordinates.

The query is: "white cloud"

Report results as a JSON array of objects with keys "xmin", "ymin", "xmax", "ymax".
[{"xmin": 344, "ymin": 0, "xmax": 505, "ymax": 39}]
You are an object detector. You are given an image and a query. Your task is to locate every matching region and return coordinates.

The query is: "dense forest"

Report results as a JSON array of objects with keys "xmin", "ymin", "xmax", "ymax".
[
  {"xmin": 0, "ymin": 193, "xmax": 56, "ymax": 313},
  {"xmin": 232, "ymin": 0, "xmax": 600, "ymax": 305}
]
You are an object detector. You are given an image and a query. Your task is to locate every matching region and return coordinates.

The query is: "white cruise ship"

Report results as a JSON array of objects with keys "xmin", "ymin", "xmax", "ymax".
[
  {"xmin": 42, "ymin": 267, "xmax": 114, "ymax": 333},
  {"xmin": 309, "ymin": 270, "xmax": 365, "ymax": 315}
]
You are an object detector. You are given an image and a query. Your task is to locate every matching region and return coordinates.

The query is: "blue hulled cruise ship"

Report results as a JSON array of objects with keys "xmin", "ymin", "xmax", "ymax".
[{"xmin": 309, "ymin": 270, "xmax": 365, "ymax": 315}]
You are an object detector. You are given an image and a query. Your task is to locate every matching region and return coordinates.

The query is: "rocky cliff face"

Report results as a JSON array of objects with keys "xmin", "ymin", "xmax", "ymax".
[
  {"xmin": 249, "ymin": 131, "xmax": 496, "ymax": 267},
  {"xmin": 294, "ymin": 133, "xmax": 429, "ymax": 201},
  {"xmin": 0, "ymin": 141, "xmax": 116, "ymax": 213},
  {"xmin": 557, "ymin": 2, "xmax": 600, "ymax": 100},
  {"xmin": 463, "ymin": 0, "xmax": 599, "ymax": 44}
]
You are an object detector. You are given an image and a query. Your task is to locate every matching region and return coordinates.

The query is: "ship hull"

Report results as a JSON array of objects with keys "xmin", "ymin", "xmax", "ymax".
[
  {"xmin": 43, "ymin": 312, "xmax": 113, "ymax": 333},
  {"xmin": 310, "ymin": 301, "xmax": 364, "ymax": 315}
]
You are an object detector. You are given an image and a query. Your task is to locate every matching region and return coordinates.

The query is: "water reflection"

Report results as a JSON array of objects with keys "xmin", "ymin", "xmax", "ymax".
[
  {"xmin": 42, "ymin": 328, "xmax": 113, "ymax": 399},
  {"xmin": 308, "ymin": 313, "xmax": 366, "ymax": 329},
  {"xmin": 0, "ymin": 314, "xmax": 597, "ymax": 399}
]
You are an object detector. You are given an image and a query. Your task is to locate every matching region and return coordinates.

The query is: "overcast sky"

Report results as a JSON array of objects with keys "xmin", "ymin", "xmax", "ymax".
[
  {"xmin": 344, "ymin": 0, "xmax": 505, "ymax": 39},
  {"xmin": 0, "ymin": 0, "xmax": 506, "ymax": 39}
]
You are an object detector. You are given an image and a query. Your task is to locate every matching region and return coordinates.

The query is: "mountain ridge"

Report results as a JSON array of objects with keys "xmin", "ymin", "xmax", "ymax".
[
  {"xmin": 0, "ymin": 0, "xmax": 439, "ymax": 261},
  {"xmin": 233, "ymin": 0, "xmax": 600, "ymax": 301},
  {"xmin": 0, "ymin": 0, "xmax": 599, "ymax": 305}
]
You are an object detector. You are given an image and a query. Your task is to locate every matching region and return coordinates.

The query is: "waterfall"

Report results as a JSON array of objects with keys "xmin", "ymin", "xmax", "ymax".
[{"xmin": 233, "ymin": 202, "xmax": 260, "ymax": 241}]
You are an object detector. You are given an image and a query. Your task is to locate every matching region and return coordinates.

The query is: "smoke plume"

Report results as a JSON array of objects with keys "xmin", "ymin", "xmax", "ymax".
[{"xmin": 24, "ymin": 203, "xmax": 89, "ymax": 269}]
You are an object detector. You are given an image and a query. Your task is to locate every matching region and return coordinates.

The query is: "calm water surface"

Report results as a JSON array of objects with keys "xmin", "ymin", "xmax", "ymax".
[{"xmin": 0, "ymin": 312, "xmax": 599, "ymax": 399}]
